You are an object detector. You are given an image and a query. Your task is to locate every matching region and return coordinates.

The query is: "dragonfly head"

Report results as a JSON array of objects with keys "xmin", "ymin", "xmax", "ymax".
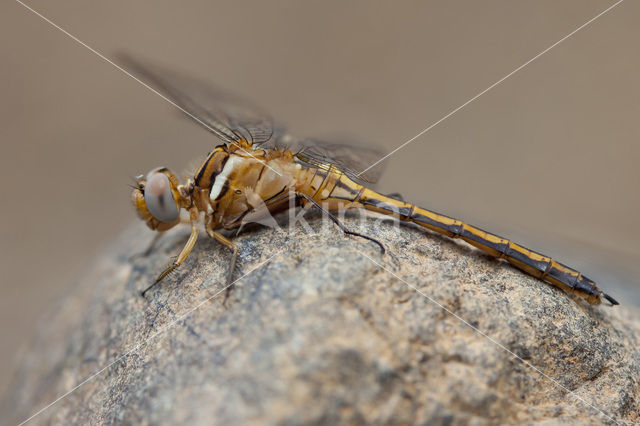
[{"xmin": 131, "ymin": 167, "xmax": 185, "ymax": 231}]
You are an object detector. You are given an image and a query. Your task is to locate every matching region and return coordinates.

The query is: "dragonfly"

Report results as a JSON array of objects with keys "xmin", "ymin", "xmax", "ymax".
[{"xmin": 125, "ymin": 56, "xmax": 618, "ymax": 306}]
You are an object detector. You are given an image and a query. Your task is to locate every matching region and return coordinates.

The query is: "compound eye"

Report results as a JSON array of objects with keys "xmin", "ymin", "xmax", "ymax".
[{"xmin": 144, "ymin": 172, "xmax": 179, "ymax": 222}]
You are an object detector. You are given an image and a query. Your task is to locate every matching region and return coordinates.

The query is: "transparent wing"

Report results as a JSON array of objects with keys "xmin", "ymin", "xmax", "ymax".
[
  {"xmin": 117, "ymin": 54, "xmax": 275, "ymax": 145},
  {"xmin": 117, "ymin": 54, "xmax": 385, "ymax": 183},
  {"xmin": 294, "ymin": 139, "xmax": 386, "ymax": 184}
]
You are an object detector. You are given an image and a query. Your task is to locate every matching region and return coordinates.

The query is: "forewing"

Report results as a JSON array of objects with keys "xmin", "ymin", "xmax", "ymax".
[
  {"xmin": 295, "ymin": 139, "xmax": 386, "ymax": 184},
  {"xmin": 118, "ymin": 54, "xmax": 275, "ymax": 145},
  {"xmin": 117, "ymin": 55, "xmax": 385, "ymax": 182}
]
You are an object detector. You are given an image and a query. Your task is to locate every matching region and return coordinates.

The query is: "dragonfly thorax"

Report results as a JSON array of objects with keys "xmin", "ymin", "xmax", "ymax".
[{"xmin": 199, "ymin": 146, "xmax": 302, "ymax": 230}]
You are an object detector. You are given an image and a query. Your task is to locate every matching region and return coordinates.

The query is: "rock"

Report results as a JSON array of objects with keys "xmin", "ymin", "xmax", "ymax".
[{"xmin": 2, "ymin": 213, "xmax": 639, "ymax": 425}]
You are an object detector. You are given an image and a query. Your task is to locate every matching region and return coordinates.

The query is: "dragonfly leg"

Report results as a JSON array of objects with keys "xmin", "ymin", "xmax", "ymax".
[
  {"xmin": 133, "ymin": 215, "xmax": 190, "ymax": 262},
  {"xmin": 141, "ymin": 221, "xmax": 199, "ymax": 298},
  {"xmin": 206, "ymin": 228, "xmax": 239, "ymax": 305},
  {"xmin": 297, "ymin": 192, "xmax": 385, "ymax": 254},
  {"xmin": 129, "ymin": 232, "xmax": 165, "ymax": 262}
]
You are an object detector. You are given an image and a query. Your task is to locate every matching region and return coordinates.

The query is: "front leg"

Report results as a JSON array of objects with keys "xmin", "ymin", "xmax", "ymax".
[
  {"xmin": 141, "ymin": 221, "xmax": 199, "ymax": 297},
  {"xmin": 206, "ymin": 227, "xmax": 239, "ymax": 305},
  {"xmin": 129, "ymin": 231, "xmax": 165, "ymax": 262}
]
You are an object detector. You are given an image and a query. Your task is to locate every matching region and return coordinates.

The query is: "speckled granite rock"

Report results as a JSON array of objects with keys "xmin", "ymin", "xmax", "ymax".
[{"xmin": 2, "ymin": 214, "xmax": 639, "ymax": 425}]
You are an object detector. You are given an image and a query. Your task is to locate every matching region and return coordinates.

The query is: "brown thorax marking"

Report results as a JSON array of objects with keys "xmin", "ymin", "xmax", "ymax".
[{"xmin": 190, "ymin": 141, "xmax": 300, "ymax": 230}]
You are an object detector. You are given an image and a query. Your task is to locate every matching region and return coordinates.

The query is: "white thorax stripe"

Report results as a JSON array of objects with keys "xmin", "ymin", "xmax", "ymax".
[{"xmin": 210, "ymin": 155, "xmax": 245, "ymax": 202}]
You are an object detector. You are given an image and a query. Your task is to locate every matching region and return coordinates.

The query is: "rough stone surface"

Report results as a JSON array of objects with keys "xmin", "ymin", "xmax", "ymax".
[{"xmin": 2, "ymin": 213, "xmax": 640, "ymax": 425}]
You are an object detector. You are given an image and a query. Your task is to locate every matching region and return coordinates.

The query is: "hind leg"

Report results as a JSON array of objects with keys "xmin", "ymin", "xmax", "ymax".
[{"xmin": 297, "ymin": 192, "xmax": 385, "ymax": 254}]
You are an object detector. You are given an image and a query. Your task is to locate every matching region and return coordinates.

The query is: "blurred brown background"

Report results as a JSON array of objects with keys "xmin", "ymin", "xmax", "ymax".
[{"xmin": 1, "ymin": 0, "xmax": 638, "ymax": 402}]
